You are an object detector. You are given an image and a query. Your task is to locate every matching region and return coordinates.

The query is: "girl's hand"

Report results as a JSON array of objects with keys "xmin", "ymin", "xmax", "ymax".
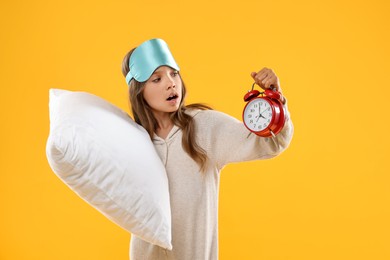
[{"xmin": 251, "ymin": 67, "xmax": 286, "ymax": 104}]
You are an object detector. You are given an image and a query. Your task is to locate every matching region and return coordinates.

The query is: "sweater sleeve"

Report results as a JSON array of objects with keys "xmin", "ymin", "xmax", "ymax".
[{"xmin": 193, "ymin": 104, "xmax": 294, "ymax": 170}]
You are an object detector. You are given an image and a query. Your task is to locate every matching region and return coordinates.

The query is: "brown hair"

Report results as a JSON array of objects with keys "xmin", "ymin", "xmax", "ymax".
[{"xmin": 121, "ymin": 48, "xmax": 212, "ymax": 172}]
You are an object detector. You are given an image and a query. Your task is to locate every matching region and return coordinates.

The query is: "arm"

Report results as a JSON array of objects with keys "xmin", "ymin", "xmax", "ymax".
[
  {"xmin": 195, "ymin": 68, "xmax": 293, "ymax": 169},
  {"xmin": 194, "ymin": 108, "xmax": 293, "ymax": 170}
]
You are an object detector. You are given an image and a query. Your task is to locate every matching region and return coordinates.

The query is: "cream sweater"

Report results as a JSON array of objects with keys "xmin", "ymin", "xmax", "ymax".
[{"xmin": 130, "ymin": 108, "xmax": 294, "ymax": 260}]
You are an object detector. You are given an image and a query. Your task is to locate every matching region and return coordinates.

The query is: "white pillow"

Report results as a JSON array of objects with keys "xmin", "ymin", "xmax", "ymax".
[{"xmin": 46, "ymin": 89, "xmax": 172, "ymax": 250}]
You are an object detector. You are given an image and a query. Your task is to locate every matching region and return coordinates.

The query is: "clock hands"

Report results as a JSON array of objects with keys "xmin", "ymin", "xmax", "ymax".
[
  {"xmin": 259, "ymin": 106, "xmax": 269, "ymax": 116},
  {"xmin": 256, "ymin": 105, "xmax": 261, "ymax": 122},
  {"xmin": 256, "ymin": 105, "xmax": 267, "ymax": 122}
]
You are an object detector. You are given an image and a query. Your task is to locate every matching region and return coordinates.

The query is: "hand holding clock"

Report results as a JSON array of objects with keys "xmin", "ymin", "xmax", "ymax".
[
  {"xmin": 251, "ymin": 67, "xmax": 286, "ymax": 105},
  {"xmin": 243, "ymin": 67, "xmax": 287, "ymax": 137}
]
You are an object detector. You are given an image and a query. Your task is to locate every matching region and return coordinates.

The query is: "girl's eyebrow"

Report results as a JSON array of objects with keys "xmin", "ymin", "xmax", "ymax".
[{"xmin": 152, "ymin": 68, "xmax": 175, "ymax": 75}]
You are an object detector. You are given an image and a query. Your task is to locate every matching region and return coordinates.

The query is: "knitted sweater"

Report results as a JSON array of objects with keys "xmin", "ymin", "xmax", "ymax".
[{"xmin": 130, "ymin": 108, "xmax": 294, "ymax": 260}]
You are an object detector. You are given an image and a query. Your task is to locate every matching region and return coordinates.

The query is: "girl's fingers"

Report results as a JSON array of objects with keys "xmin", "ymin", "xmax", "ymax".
[
  {"xmin": 251, "ymin": 68, "xmax": 280, "ymax": 91},
  {"xmin": 257, "ymin": 70, "xmax": 269, "ymax": 82},
  {"xmin": 263, "ymin": 75, "xmax": 276, "ymax": 89}
]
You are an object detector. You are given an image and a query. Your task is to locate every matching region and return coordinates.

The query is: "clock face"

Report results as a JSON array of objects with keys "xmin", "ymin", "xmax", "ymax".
[{"xmin": 243, "ymin": 98, "xmax": 273, "ymax": 132}]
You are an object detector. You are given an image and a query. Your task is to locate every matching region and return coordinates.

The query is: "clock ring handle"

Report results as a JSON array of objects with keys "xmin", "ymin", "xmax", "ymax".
[
  {"xmin": 252, "ymin": 82, "xmax": 278, "ymax": 91},
  {"xmin": 252, "ymin": 82, "xmax": 281, "ymax": 101},
  {"xmin": 251, "ymin": 82, "xmax": 256, "ymax": 91},
  {"xmin": 251, "ymin": 82, "xmax": 277, "ymax": 93}
]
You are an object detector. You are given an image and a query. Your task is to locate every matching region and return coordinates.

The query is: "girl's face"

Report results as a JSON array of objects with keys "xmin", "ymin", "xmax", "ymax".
[{"xmin": 143, "ymin": 66, "xmax": 182, "ymax": 115}]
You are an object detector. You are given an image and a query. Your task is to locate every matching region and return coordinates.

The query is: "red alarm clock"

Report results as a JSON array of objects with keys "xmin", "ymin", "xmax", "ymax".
[{"xmin": 242, "ymin": 83, "xmax": 286, "ymax": 137}]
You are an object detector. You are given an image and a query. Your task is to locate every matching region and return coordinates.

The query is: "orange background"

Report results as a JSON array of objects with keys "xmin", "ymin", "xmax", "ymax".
[{"xmin": 1, "ymin": 0, "xmax": 389, "ymax": 259}]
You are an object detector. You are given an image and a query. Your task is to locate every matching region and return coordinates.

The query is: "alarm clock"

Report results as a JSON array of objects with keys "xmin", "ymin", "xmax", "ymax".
[{"xmin": 242, "ymin": 83, "xmax": 286, "ymax": 137}]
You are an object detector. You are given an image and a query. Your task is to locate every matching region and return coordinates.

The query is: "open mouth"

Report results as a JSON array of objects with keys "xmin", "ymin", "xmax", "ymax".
[{"xmin": 166, "ymin": 94, "xmax": 178, "ymax": 101}]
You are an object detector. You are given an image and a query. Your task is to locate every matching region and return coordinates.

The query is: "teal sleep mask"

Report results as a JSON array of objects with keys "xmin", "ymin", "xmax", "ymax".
[{"xmin": 125, "ymin": 38, "xmax": 180, "ymax": 84}]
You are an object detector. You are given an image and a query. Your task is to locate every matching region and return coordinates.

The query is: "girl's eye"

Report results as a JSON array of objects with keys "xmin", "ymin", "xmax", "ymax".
[{"xmin": 151, "ymin": 71, "xmax": 178, "ymax": 82}]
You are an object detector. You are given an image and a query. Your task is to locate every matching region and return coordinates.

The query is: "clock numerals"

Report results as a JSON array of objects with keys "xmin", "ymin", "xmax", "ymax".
[
  {"xmin": 243, "ymin": 91, "xmax": 286, "ymax": 137},
  {"xmin": 244, "ymin": 99, "xmax": 273, "ymax": 132}
]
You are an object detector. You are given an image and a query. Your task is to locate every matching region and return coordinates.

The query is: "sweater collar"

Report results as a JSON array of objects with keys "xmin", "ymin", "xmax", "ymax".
[
  {"xmin": 152, "ymin": 124, "xmax": 181, "ymax": 143},
  {"xmin": 151, "ymin": 108, "xmax": 201, "ymax": 144}
]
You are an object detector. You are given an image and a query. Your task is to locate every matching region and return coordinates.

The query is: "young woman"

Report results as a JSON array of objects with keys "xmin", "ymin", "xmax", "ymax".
[{"xmin": 121, "ymin": 38, "xmax": 293, "ymax": 260}]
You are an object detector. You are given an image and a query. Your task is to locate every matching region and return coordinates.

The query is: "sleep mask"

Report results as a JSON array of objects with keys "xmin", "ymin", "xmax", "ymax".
[{"xmin": 125, "ymin": 38, "xmax": 180, "ymax": 84}]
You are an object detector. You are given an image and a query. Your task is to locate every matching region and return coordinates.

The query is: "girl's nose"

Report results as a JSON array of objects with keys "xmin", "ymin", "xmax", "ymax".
[{"xmin": 167, "ymin": 77, "xmax": 176, "ymax": 89}]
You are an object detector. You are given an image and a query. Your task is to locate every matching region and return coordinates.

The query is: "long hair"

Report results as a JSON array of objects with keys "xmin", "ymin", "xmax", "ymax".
[{"xmin": 121, "ymin": 48, "xmax": 212, "ymax": 172}]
